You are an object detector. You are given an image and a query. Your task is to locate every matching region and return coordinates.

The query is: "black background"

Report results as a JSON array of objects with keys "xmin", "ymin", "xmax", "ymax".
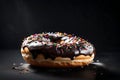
[
  {"xmin": 0, "ymin": 0, "xmax": 120, "ymax": 80},
  {"xmin": 0, "ymin": 0, "xmax": 120, "ymax": 52}
]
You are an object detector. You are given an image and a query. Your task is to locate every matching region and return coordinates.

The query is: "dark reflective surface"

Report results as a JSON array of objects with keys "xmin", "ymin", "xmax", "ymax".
[
  {"xmin": 0, "ymin": 50, "xmax": 120, "ymax": 80},
  {"xmin": 29, "ymin": 63, "xmax": 103, "ymax": 80}
]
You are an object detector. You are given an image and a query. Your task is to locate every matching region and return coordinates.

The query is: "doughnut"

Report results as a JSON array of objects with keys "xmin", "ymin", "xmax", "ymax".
[{"xmin": 21, "ymin": 32, "xmax": 95, "ymax": 67}]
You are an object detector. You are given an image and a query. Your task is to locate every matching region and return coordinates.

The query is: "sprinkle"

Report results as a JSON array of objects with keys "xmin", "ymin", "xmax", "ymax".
[
  {"xmin": 53, "ymin": 43, "xmax": 57, "ymax": 46},
  {"xmin": 70, "ymin": 46, "xmax": 72, "ymax": 48},
  {"xmin": 33, "ymin": 34, "xmax": 37, "ymax": 37},
  {"xmin": 75, "ymin": 50, "xmax": 79, "ymax": 55},
  {"xmin": 96, "ymin": 60, "xmax": 100, "ymax": 62}
]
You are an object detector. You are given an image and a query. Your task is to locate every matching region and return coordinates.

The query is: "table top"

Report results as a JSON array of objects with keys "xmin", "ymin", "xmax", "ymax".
[{"xmin": 0, "ymin": 50, "xmax": 120, "ymax": 80}]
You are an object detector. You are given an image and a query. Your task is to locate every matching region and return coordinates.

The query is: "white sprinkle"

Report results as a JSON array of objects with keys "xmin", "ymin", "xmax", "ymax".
[
  {"xmin": 20, "ymin": 63, "xmax": 23, "ymax": 66},
  {"xmin": 96, "ymin": 60, "xmax": 100, "ymax": 62},
  {"xmin": 75, "ymin": 50, "xmax": 79, "ymax": 55},
  {"xmin": 61, "ymin": 36, "xmax": 69, "ymax": 40}
]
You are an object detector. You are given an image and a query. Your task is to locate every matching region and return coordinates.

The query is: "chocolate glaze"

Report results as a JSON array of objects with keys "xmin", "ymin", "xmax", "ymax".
[{"xmin": 22, "ymin": 32, "xmax": 95, "ymax": 60}]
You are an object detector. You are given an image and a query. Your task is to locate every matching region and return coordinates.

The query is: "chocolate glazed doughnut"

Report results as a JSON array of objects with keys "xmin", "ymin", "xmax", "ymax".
[{"xmin": 21, "ymin": 32, "xmax": 95, "ymax": 67}]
